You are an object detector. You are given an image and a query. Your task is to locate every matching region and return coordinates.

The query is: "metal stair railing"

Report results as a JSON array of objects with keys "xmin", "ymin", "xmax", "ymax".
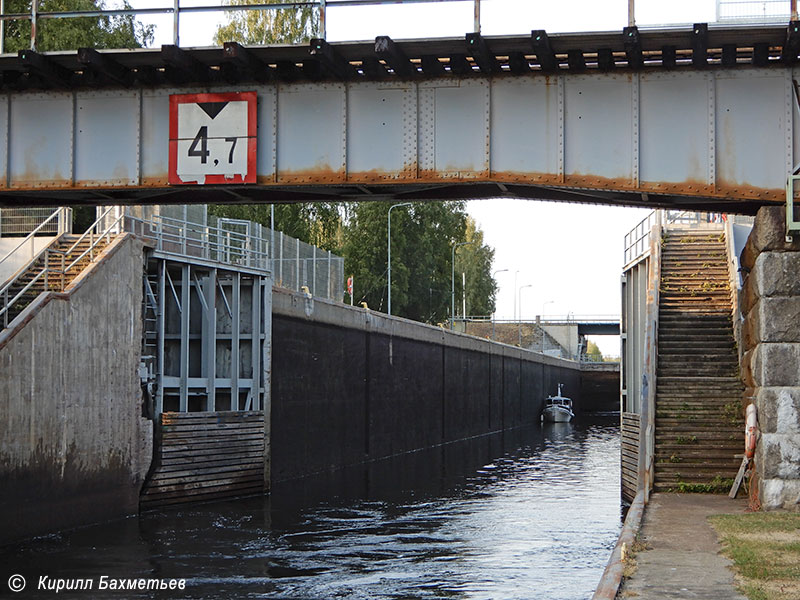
[
  {"xmin": 0, "ymin": 207, "xmax": 70, "ymax": 283},
  {"xmin": 0, "ymin": 208, "xmax": 121, "ymax": 329}
]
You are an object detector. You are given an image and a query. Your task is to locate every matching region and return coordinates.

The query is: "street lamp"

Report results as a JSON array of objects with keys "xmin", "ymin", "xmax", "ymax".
[
  {"xmin": 513, "ymin": 269, "xmax": 520, "ymax": 321},
  {"xmin": 542, "ymin": 300, "xmax": 555, "ymax": 319},
  {"xmin": 491, "ymin": 268, "xmax": 509, "ymax": 340},
  {"xmin": 451, "ymin": 240, "xmax": 477, "ymax": 329},
  {"xmin": 387, "ymin": 202, "xmax": 412, "ymax": 316},
  {"xmin": 518, "ymin": 284, "xmax": 533, "ymax": 346}
]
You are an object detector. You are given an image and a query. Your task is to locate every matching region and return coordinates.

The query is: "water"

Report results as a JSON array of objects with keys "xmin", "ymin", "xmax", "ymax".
[{"xmin": 2, "ymin": 420, "xmax": 621, "ymax": 600}]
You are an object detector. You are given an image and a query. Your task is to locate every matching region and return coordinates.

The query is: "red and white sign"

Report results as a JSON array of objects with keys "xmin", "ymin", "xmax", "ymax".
[
  {"xmin": 169, "ymin": 91, "xmax": 257, "ymax": 185},
  {"xmin": 347, "ymin": 276, "xmax": 354, "ymax": 296}
]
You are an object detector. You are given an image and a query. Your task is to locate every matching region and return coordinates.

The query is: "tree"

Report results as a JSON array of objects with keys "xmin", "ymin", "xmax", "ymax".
[
  {"xmin": 454, "ymin": 217, "xmax": 496, "ymax": 318},
  {"xmin": 2, "ymin": 0, "xmax": 154, "ymax": 53},
  {"xmin": 586, "ymin": 340, "xmax": 603, "ymax": 360},
  {"xmin": 214, "ymin": 0, "xmax": 319, "ymax": 46},
  {"xmin": 207, "ymin": 203, "xmax": 344, "ymax": 251},
  {"xmin": 341, "ymin": 201, "xmax": 496, "ymax": 324}
]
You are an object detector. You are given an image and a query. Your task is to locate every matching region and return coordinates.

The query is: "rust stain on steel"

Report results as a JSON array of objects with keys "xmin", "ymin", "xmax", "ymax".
[
  {"xmin": 276, "ymin": 165, "xmax": 347, "ymax": 184},
  {"xmin": 0, "ymin": 168, "xmax": 785, "ymax": 204}
]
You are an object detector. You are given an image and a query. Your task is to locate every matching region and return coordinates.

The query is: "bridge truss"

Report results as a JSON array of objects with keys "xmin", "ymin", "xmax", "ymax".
[{"xmin": 0, "ymin": 24, "xmax": 797, "ymax": 211}]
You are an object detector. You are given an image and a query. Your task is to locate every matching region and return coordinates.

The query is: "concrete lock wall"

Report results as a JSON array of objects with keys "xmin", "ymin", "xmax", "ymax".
[
  {"xmin": 270, "ymin": 288, "xmax": 582, "ymax": 485},
  {"xmin": 0, "ymin": 235, "xmax": 152, "ymax": 545},
  {"xmin": 741, "ymin": 206, "xmax": 800, "ymax": 509}
]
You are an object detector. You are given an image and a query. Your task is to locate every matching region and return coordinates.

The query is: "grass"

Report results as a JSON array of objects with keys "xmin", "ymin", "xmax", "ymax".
[
  {"xmin": 673, "ymin": 477, "xmax": 734, "ymax": 493},
  {"xmin": 709, "ymin": 513, "xmax": 800, "ymax": 600}
]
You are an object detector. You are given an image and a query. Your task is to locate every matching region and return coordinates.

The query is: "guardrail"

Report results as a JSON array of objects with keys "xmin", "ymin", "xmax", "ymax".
[
  {"xmin": 0, "ymin": 207, "xmax": 118, "ymax": 328},
  {"xmin": 3, "ymin": 0, "xmax": 793, "ymax": 52},
  {"xmin": 0, "ymin": 208, "xmax": 71, "ymax": 281}
]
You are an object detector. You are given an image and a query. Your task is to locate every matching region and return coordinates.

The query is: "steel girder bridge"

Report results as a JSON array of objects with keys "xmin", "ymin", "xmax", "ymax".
[{"xmin": 0, "ymin": 23, "xmax": 798, "ymax": 213}]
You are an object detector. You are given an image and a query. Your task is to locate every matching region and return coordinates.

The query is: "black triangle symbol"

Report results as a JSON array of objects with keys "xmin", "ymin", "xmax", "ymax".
[{"xmin": 198, "ymin": 101, "xmax": 229, "ymax": 120}]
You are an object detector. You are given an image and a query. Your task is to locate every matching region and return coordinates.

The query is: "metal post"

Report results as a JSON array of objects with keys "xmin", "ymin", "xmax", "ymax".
[
  {"xmin": 320, "ymin": 0, "xmax": 327, "ymax": 40},
  {"xmin": 474, "ymin": 0, "xmax": 480, "ymax": 33},
  {"xmin": 451, "ymin": 240, "xmax": 477, "ymax": 329},
  {"xmin": 295, "ymin": 236, "xmax": 300, "ymax": 291},
  {"xmin": 513, "ymin": 270, "xmax": 519, "ymax": 321},
  {"xmin": 628, "ymin": 0, "xmax": 635, "ymax": 27},
  {"xmin": 462, "ymin": 271, "xmax": 467, "ymax": 319},
  {"xmin": 327, "ymin": 250, "xmax": 332, "ymax": 300},
  {"xmin": 518, "ymin": 284, "xmax": 533, "ymax": 346},
  {"xmin": 1, "ymin": 0, "xmax": 5, "ymax": 54},
  {"xmin": 231, "ymin": 273, "xmax": 240, "ymax": 410},
  {"xmin": 270, "ymin": 204, "xmax": 275, "ymax": 275},
  {"xmin": 491, "ymin": 268, "xmax": 508, "ymax": 340},
  {"xmin": 173, "ymin": 0, "xmax": 180, "ymax": 46},
  {"xmin": 387, "ymin": 202, "xmax": 411, "ymax": 316},
  {"xmin": 793, "ymin": 0, "xmax": 797, "ymax": 21},
  {"xmin": 30, "ymin": 0, "xmax": 36, "ymax": 50},
  {"xmin": 179, "ymin": 264, "xmax": 190, "ymax": 412},
  {"xmin": 312, "ymin": 244, "xmax": 317, "ymax": 297},
  {"xmin": 279, "ymin": 231, "xmax": 283, "ymax": 285}
]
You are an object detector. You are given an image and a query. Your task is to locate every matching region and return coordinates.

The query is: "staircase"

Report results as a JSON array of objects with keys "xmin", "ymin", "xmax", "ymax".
[
  {"xmin": 1, "ymin": 233, "xmax": 113, "ymax": 328},
  {"xmin": 654, "ymin": 231, "xmax": 745, "ymax": 493}
]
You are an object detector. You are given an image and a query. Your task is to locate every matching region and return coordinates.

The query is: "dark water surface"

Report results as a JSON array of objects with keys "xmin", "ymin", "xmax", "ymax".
[{"xmin": 3, "ymin": 420, "xmax": 621, "ymax": 599}]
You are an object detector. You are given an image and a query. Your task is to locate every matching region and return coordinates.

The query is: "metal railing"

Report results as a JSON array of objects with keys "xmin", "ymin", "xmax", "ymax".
[
  {"xmin": 0, "ymin": 0, "xmax": 749, "ymax": 53},
  {"xmin": 623, "ymin": 211, "xmax": 661, "ymax": 267},
  {"xmin": 0, "ymin": 207, "xmax": 71, "ymax": 238},
  {"xmin": 0, "ymin": 207, "xmax": 119, "ymax": 328},
  {"xmin": 123, "ymin": 212, "xmax": 272, "ymax": 271},
  {"xmin": 624, "ymin": 210, "xmax": 730, "ymax": 266},
  {"xmin": 717, "ymin": 0, "xmax": 795, "ymax": 22},
  {"xmin": 0, "ymin": 207, "xmax": 70, "ymax": 285}
]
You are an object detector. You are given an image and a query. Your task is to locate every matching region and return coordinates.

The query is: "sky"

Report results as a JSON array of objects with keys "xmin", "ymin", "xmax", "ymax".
[{"xmin": 129, "ymin": 0, "xmax": 780, "ymax": 354}]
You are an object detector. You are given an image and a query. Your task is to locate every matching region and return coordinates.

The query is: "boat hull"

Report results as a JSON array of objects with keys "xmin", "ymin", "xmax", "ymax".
[{"xmin": 542, "ymin": 406, "xmax": 574, "ymax": 423}]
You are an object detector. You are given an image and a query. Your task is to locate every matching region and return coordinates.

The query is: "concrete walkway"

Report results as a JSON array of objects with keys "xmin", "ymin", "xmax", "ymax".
[{"xmin": 619, "ymin": 493, "xmax": 749, "ymax": 599}]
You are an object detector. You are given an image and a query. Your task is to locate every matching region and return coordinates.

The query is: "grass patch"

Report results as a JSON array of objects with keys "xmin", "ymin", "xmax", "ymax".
[{"xmin": 709, "ymin": 513, "xmax": 800, "ymax": 600}]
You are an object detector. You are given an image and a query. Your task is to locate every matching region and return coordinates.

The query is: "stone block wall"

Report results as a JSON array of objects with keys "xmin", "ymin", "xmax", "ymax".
[{"xmin": 741, "ymin": 206, "xmax": 800, "ymax": 509}]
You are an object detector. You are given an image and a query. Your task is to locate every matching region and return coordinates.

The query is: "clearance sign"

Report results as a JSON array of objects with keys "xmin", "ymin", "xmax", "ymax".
[{"xmin": 168, "ymin": 91, "xmax": 257, "ymax": 185}]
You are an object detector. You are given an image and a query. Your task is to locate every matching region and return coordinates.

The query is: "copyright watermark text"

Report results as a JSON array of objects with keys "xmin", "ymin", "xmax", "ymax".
[{"xmin": 8, "ymin": 575, "xmax": 186, "ymax": 594}]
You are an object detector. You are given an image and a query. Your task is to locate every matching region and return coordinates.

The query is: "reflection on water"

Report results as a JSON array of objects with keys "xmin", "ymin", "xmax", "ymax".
[{"xmin": 2, "ymin": 420, "xmax": 620, "ymax": 600}]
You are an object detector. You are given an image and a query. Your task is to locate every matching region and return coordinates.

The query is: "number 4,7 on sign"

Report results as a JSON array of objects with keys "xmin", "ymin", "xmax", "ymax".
[{"xmin": 169, "ymin": 91, "xmax": 257, "ymax": 185}]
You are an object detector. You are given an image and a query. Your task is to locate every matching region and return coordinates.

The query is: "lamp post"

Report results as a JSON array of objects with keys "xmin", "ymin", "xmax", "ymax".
[
  {"xmin": 387, "ymin": 202, "xmax": 412, "ymax": 316},
  {"xmin": 491, "ymin": 268, "xmax": 508, "ymax": 340},
  {"xmin": 451, "ymin": 240, "xmax": 477, "ymax": 329},
  {"xmin": 512, "ymin": 269, "xmax": 520, "ymax": 321},
  {"xmin": 540, "ymin": 300, "xmax": 555, "ymax": 352},
  {"xmin": 518, "ymin": 284, "xmax": 533, "ymax": 346}
]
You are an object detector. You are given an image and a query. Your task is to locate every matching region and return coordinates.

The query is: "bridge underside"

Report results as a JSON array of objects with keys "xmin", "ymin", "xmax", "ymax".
[{"xmin": 0, "ymin": 24, "xmax": 796, "ymax": 211}]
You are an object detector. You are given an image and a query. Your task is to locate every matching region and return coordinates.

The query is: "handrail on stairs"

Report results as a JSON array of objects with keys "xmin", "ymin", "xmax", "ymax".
[
  {"xmin": 0, "ymin": 209, "xmax": 124, "ymax": 329},
  {"xmin": 0, "ymin": 207, "xmax": 70, "ymax": 275}
]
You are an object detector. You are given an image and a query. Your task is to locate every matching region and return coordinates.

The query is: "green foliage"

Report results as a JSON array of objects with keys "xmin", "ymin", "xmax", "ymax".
[
  {"xmin": 454, "ymin": 217, "xmax": 496, "ymax": 318},
  {"xmin": 207, "ymin": 203, "xmax": 344, "ymax": 251},
  {"xmin": 3, "ymin": 0, "xmax": 153, "ymax": 52},
  {"xmin": 585, "ymin": 340, "xmax": 603, "ymax": 361},
  {"xmin": 214, "ymin": 0, "xmax": 319, "ymax": 45},
  {"xmin": 341, "ymin": 201, "xmax": 495, "ymax": 323},
  {"xmin": 673, "ymin": 476, "xmax": 732, "ymax": 493}
]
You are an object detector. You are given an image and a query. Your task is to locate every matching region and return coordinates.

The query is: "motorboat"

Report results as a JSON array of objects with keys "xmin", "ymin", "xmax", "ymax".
[{"xmin": 542, "ymin": 384, "xmax": 574, "ymax": 423}]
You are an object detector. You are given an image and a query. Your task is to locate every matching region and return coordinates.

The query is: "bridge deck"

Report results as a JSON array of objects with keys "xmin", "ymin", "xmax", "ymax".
[{"xmin": 0, "ymin": 23, "xmax": 797, "ymax": 209}]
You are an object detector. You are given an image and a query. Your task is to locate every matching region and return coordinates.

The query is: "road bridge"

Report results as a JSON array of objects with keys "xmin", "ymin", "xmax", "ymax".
[{"xmin": 0, "ymin": 24, "xmax": 797, "ymax": 212}]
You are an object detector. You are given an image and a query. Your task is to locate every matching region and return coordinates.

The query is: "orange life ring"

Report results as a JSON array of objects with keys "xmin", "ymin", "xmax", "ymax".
[{"xmin": 745, "ymin": 403, "xmax": 758, "ymax": 459}]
